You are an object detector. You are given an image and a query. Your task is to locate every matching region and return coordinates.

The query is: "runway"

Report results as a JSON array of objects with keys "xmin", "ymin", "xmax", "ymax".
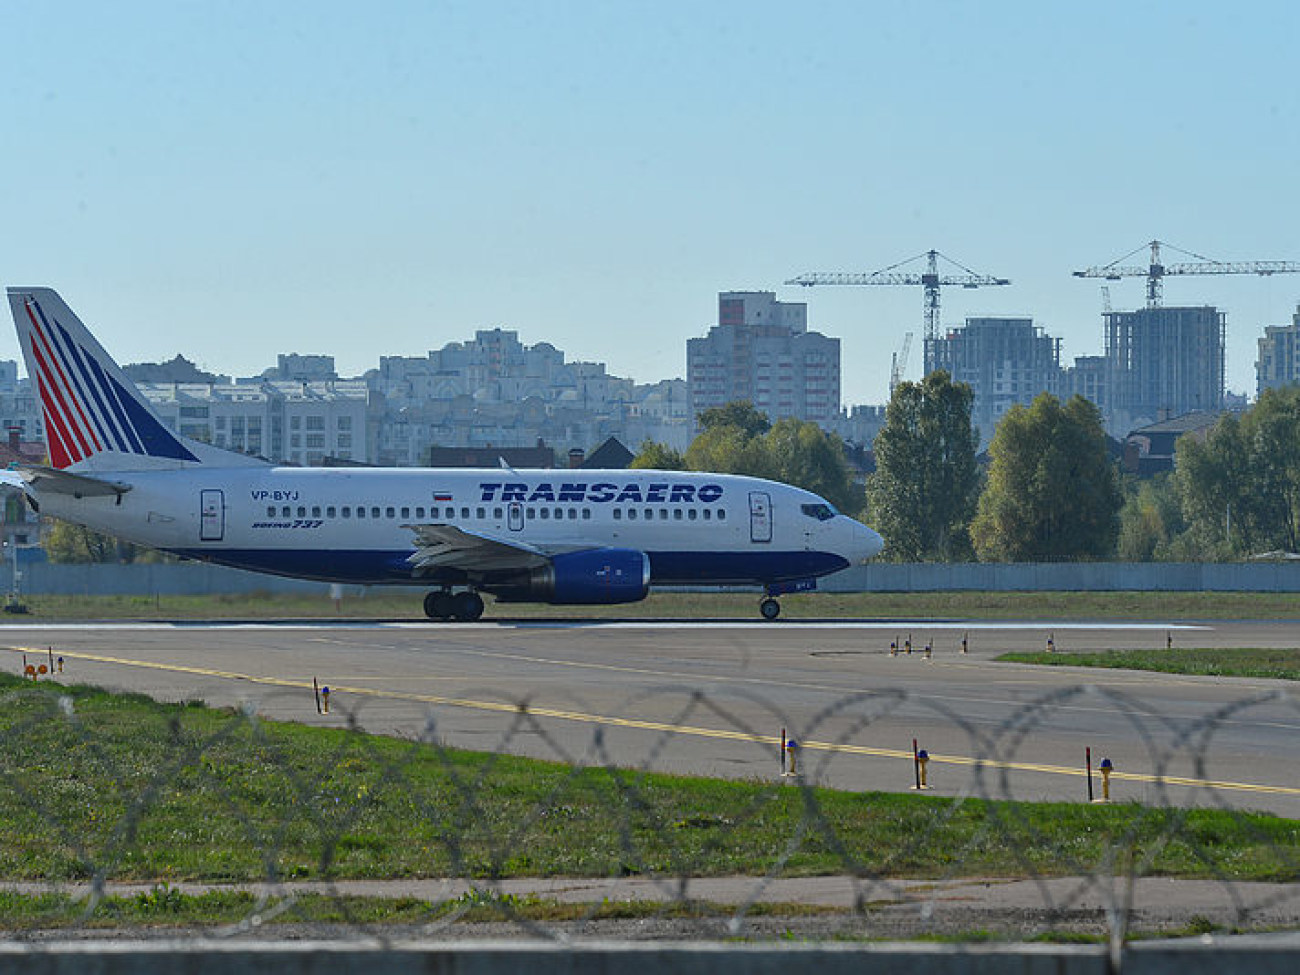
[{"xmin": 4, "ymin": 618, "xmax": 1299, "ymax": 816}]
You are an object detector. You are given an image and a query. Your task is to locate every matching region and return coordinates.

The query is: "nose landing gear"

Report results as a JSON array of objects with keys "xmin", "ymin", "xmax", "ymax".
[
  {"xmin": 759, "ymin": 597, "xmax": 781, "ymax": 621},
  {"xmin": 423, "ymin": 589, "xmax": 485, "ymax": 621}
]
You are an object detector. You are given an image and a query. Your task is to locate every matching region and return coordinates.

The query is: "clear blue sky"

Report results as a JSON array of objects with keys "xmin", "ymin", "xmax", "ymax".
[{"xmin": 5, "ymin": 1, "xmax": 1299, "ymax": 406}]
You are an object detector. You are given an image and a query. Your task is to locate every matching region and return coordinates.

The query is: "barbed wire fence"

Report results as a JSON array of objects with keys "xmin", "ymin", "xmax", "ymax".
[{"xmin": 0, "ymin": 675, "xmax": 1298, "ymax": 948}]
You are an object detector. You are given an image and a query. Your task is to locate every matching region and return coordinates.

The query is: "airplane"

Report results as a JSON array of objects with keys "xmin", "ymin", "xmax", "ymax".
[{"xmin": 1, "ymin": 287, "xmax": 884, "ymax": 620}]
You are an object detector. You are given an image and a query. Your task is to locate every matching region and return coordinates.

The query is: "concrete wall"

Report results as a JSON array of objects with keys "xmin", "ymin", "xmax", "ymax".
[
  {"xmin": 6, "ymin": 560, "xmax": 1300, "ymax": 597},
  {"xmin": 821, "ymin": 561, "xmax": 1300, "ymax": 593}
]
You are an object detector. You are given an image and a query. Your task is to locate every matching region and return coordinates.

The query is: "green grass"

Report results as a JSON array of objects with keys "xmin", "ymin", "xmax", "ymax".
[
  {"xmin": 0, "ymin": 673, "xmax": 1297, "ymax": 892},
  {"xmin": 7, "ymin": 589, "xmax": 1300, "ymax": 621},
  {"xmin": 0, "ymin": 886, "xmax": 840, "ymax": 930},
  {"xmin": 997, "ymin": 647, "xmax": 1300, "ymax": 681}
]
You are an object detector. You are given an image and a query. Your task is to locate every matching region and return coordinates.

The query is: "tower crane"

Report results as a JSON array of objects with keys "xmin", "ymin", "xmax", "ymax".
[
  {"xmin": 889, "ymin": 331, "xmax": 913, "ymax": 393},
  {"xmin": 786, "ymin": 249, "xmax": 1011, "ymax": 373},
  {"xmin": 1072, "ymin": 239, "xmax": 1300, "ymax": 308}
]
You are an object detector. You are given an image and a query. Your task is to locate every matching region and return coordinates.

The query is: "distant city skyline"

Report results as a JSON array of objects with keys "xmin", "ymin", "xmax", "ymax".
[{"xmin": 5, "ymin": 1, "xmax": 1298, "ymax": 404}]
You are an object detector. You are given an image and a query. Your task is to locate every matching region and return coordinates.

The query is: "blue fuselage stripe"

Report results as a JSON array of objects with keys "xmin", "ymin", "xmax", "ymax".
[{"xmin": 170, "ymin": 548, "xmax": 850, "ymax": 587}]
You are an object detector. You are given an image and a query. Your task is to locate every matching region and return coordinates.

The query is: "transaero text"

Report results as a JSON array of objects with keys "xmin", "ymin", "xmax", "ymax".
[{"xmin": 477, "ymin": 482, "xmax": 724, "ymax": 504}]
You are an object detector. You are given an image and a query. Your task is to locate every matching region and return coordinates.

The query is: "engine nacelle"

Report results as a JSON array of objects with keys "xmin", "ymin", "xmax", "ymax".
[{"xmin": 489, "ymin": 548, "xmax": 651, "ymax": 605}]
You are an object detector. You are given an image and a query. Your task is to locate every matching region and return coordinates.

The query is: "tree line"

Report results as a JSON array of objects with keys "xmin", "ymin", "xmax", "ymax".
[{"xmin": 636, "ymin": 378, "xmax": 1300, "ymax": 563}]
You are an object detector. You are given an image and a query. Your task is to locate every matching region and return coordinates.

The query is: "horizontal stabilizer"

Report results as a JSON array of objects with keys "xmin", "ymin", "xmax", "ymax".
[{"xmin": 0, "ymin": 465, "xmax": 131, "ymax": 498}]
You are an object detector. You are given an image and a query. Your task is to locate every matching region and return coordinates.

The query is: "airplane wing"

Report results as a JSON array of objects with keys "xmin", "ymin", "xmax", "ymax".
[
  {"xmin": 0, "ymin": 465, "xmax": 131, "ymax": 499},
  {"xmin": 404, "ymin": 524, "xmax": 552, "ymax": 574}
]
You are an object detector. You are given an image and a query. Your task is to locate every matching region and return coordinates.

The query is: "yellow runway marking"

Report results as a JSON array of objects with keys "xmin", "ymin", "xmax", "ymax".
[{"xmin": 12, "ymin": 646, "xmax": 1300, "ymax": 800}]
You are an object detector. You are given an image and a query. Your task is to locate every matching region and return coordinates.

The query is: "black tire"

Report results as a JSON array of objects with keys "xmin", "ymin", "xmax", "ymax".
[
  {"xmin": 454, "ymin": 590, "xmax": 485, "ymax": 622},
  {"xmin": 424, "ymin": 591, "xmax": 456, "ymax": 620},
  {"xmin": 760, "ymin": 597, "xmax": 781, "ymax": 621}
]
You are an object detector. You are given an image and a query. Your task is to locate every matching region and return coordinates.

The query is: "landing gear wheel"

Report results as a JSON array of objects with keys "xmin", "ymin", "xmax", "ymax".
[
  {"xmin": 453, "ymin": 590, "xmax": 485, "ymax": 622},
  {"xmin": 759, "ymin": 597, "xmax": 781, "ymax": 621},
  {"xmin": 423, "ymin": 591, "xmax": 457, "ymax": 620}
]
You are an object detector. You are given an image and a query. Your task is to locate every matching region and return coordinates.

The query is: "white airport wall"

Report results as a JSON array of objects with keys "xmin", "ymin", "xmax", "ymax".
[
  {"xmin": 820, "ymin": 562, "xmax": 1300, "ymax": 592},
  {"xmin": 6, "ymin": 561, "xmax": 1300, "ymax": 596}
]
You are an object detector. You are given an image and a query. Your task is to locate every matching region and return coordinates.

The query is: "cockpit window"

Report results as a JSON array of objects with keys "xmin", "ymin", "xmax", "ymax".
[{"xmin": 801, "ymin": 502, "xmax": 837, "ymax": 522}]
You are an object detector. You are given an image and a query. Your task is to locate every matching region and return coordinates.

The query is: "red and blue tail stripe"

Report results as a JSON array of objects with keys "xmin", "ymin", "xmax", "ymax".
[{"xmin": 23, "ymin": 296, "xmax": 198, "ymax": 468}]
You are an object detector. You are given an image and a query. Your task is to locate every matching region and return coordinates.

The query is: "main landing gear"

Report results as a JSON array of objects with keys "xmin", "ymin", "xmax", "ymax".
[
  {"xmin": 423, "ymin": 589, "xmax": 485, "ymax": 622},
  {"xmin": 759, "ymin": 597, "xmax": 781, "ymax": 621}
]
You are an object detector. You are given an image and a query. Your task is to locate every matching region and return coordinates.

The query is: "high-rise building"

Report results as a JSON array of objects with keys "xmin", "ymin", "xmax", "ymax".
[
  {"xmin": 1104, "ymin": 306, "xmax": 1225, "ymax": 431},
  {"xmin": 687, "ymin": 292, "xmax": 840, "ymax": 426},
  {"xmin": 1257, "ymin": 305, "xmax": 1300, "ymax": 395},
  {"xmin": 926, "ymin": 316, "xmax": 1062, "ymax": 439}
]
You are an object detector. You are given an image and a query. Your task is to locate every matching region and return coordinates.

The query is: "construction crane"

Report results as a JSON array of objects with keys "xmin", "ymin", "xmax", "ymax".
[
  {"xmin": 889, "ymin": 331, "xmax": 913, "ymax": 393},
  {"xmin": 786, "ymin": 249, "xmax": 1011, "ymax": 371},
  {"xmin": 1073, "ymin": 239, "xmax": 1300, "ymax": 308}
]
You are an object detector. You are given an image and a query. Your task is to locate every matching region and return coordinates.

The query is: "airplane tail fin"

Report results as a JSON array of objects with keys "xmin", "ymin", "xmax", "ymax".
[{"xmin": 6, "ymin": 287, "xmax": 264, "ymax": 472}]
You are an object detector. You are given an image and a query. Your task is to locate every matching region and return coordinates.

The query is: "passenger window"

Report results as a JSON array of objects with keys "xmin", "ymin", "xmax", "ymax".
[
  {"xmin": 674, "ymin": 509, "xmax": 682, "ymax": 520},
  {"xmin": 659, "ymin": 509, "xmax": 668, "ymax": 520},
  {"xmin": 386, "ymin": 507, "xmax": 395, "ymax": 518},
  {"xmin": 342, "ymin": 507, "xmax": 351, "ymax": 518},
  {"xmin": 416, "ymin": 506, "xmax": 425, "ymax": 518},
  {"xmin": 568, "ymin": 509, "xmax": 577, "ymax": 520},
  {"xmin": 688, "ymin": 509, "xmax": 697, "ymax": 521},
  {"xmin": 540, "ymin": 508, "xmax": 550, "ymax": 519},
  {"xmin": 526, "ymin": 507, "xmax": 536, "ymax": 519},
  {"xmin": 718, "ymin": 509, "xmax": 726, "ymax": 521},
  {"xmin": 401, "ymin": 507, "xmax": 410, "ymax": 518},
  {"xmin": 371, "ymin": 507, "xmax": 381, "ymax": 519},
  {"xmin": 266, "ymin": 506, "xmax": 275, "ymax": 517},
  {"xmin": 554, "ymin": 507, "xmax": 562, "ymax": 520},
  {"xmin": 357, "ymin": 507, "xmax": 366, "ymax": 519},
  {"xmin": 297, "ymin": 506, "xmax": 306, "ymax": 517},
  {"xmin": 281, "ymin": 506, "xmax": 291, "ymax": 517},
  {"xmin": 613, "ymin": 509, "xmax": 622, "ymax": 520},
  {"xmin": 327, "ymin": 506, "xmax": 336, "ymax": 517},
  {"xmin": 312, "ymin": 506, "xmax": 321, "ymax": 517},
  {"xmin": 477, "ymin": 507, "xmax": 485, "ymax": 519},
  {"xmin": 628, "ymin": 509, "xmax": 638, "ymax": 520},
  {"xmin": 461, "ymin": 507, "xmax": 470, "ymax": 519},
  {"xmin": 494, "ymin": 507, "xmax": 503, "ymax": 519},
  {"xmin": 582, "ymin": 509, "xmax": 591, "ymax": 520},
  {"xmin": 703, "ymin": 509, "xmax": 711, "ymax": 521}
]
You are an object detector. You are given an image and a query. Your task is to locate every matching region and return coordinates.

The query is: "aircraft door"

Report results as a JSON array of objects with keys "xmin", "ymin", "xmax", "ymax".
[
  {"xmin": 508, "ymin": 502, "xmax": 524, "ymax": 532},
  {"xmin": 200, "ymin": 489, "xmax": 225, "ymax": 542},
  {"xmin": 749, "ymin": 491, "xmax": 772, "ymax": 543}
]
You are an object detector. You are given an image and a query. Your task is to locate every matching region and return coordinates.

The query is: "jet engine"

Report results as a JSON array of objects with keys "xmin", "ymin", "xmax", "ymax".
[{"xmin": 488, "ymin": 548, "xmax": 651, "ymax": 605}]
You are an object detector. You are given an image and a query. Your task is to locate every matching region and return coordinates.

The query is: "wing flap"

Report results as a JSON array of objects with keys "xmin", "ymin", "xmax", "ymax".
[{"xmin": 405, "ymin": 524, "xmax": 550, "ymax": 573}]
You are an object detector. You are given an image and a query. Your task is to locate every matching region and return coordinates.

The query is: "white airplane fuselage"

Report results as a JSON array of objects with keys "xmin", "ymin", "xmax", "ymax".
[{"xmin": 43, "ymin": 466, "xmax": 878, "ymax": 591}]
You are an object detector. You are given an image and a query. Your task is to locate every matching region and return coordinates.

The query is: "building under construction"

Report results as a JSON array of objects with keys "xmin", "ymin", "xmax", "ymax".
[
  {"xmin": 1103, "ymin": 305, "xmax": 1225, "ymax": 431},
  {"xmin": 927, "ymin": 316, "xmax": 1062, "ymax": 439}
]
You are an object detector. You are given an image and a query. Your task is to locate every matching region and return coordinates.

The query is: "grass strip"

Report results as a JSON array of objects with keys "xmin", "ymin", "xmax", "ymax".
[
  {"xmin": 0, "ymin": 674, "xmax": 1296, "ymax": 892},
  {"xmin": 0, "ymin": 886, "xmax": 842, "ymax": 929},
  {"xmin": 997, "ymin": 648, "xmax": 1300, "ymax": 681},
  {"xmin": 6, "ymin": 590, "xmax": 1300, "ymax": 620}
]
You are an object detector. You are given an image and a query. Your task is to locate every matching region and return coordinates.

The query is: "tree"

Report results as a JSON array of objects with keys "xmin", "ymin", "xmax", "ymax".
[
  {"xmin": 763, "ymin": 418, "xmax": 860, "ymax": 515},
  {"xmin": 1175, "ymin": 386, "xmax": 1300, "ymax": 557},
  {"xmin": 681, "ymin": 401, "xmax": 860, "ymax": 511},
  {"xmin": 696, "ymin": 401, "xmax": 771, "ymax": 438},
  {"xmin": 684, "ymin": 422, "xmax": 776, "ymax": 479},
  {"xmin": 43, "ymin": 520, "xmax": 130, "ymax": 563},
  {"xmin": 630, "ymin": 440, "xmax": 686, "ymax": 470},
  {"xmin": 972, "ymin": 393, "xmax": 1121, "ymax": 561},
  {"xmin": 866, "ymin": 371, "xmax": 979, "ymax": 560},
  {"xmin": 1116, "ymin": 473, "xmax": 1185, "ymax": 561}
]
